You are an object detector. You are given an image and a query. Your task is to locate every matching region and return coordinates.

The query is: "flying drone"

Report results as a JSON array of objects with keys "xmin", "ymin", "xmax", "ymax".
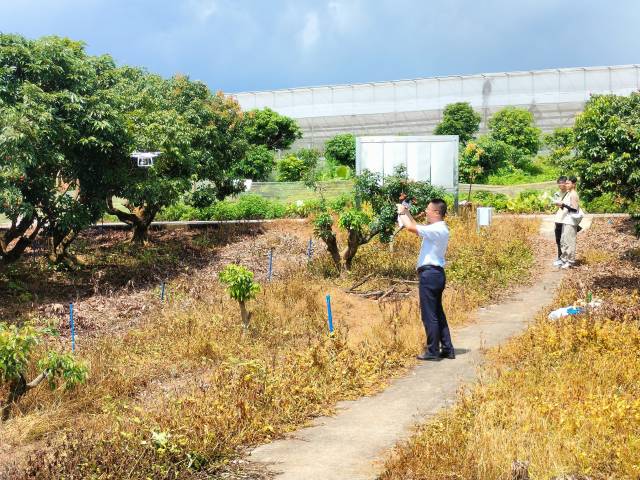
[{"xmin": 131, "ymin": 151, "xmax": 162, "ymax": 168}]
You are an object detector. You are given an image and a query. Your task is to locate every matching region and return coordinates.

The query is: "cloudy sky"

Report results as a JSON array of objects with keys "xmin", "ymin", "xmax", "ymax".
[{"xmin": 1, "ymin": 0, "xmax": 638, "ymax": 93}]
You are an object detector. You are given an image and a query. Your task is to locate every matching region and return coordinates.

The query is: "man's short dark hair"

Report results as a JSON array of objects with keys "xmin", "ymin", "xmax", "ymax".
[
  {"xmin": 557, "ymin": 175, "xmax": 567, "ymax": 183},
  {"xmin": 429, "ymin": 198, "xmax": 447, "ymax": 217},
  {"xmin": 567, "ymin": 175, "xmax": 578, "ymax": 183}
]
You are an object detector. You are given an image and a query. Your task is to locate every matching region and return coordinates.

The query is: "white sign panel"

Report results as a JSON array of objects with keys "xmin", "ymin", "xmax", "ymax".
[{"xmin": 355, "ymin": 135, "xmax": 459, "ymax": 192}]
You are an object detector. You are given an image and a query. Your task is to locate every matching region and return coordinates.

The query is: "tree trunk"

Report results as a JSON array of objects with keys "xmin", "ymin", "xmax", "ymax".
[
  {"xmin": 0, "ymin": 216, "xmax": 41, "ymax": 266},
  {"xmin": 47, "ymin": 229, "xmax": 79, "ymax": 265},
  {"xmin": 106, "ymin": 197, "xmax": 157, "ymax": 244},
  {"xmin": 342, "ymin": 229, "xmax": 363, "ymax": 271},
  {"xmin": 131, "ymin": 219, "xmax": 152, "ymax": 244},
  {"xmin": 323, "ymin": 233, "xmax": 342, "ymax": 273},
  {"xmin": 239, "ymin": 300, "xmax": 250, "ymax": 329},
  {"xmin": 2, "ymin": 372, "xmax": 48, "ymax": 421}
]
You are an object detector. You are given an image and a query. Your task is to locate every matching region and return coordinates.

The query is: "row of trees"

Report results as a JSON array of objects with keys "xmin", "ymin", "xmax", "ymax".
[
  {"xmin": 434, "ymin": 102, "xmax": 543, "ymax": 184},
  {"xmin": 438, "ymin": 96, "xmax": 640, "ymax": 208},
  {"xmin": 0, "ymin": 34, "xmax": 302, "ymax": 265}
]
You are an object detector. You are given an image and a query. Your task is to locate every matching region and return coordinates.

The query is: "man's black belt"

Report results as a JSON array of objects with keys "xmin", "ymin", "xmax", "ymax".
[{"xmin": 417, "ymin": 264, "xmax": 444, "ymax": 274}]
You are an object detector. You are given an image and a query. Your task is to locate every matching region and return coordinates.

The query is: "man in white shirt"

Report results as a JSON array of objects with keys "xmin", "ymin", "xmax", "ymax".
[{"xmin": 397, "ymin": 199, "xmax": 455, "ymax": 361}]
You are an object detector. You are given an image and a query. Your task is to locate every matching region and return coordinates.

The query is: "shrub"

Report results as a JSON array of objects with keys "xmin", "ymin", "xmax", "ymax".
[
  {"xmin": 159, "ymin": 202, "xmax": 205, "ymax": 221},
  {"xmin": 296, "ymin": 148, "xmax": 321, "ymax": 171},
  {"xmin": 488, "ymin": 107, "xmax": 541, "ymax": 156},
  {"xmin": 325, "ymin": 133, "xmax": 356, "ymax": 168},
  {"xmin": 277, "ymin": 154, "xmax": 308, "ymax": 181},
  {"xmin": 465, "ymin": 135, "xmax": 524, "ymax": 176},
  {"xmin": 232, "ymin": 145, "xmax": 276, "ymax": 181},
  {"xmin": 505, "ymin": 190, "xmax": 554, "ymax": 214},
  {"xmin": 544, "ymin": 127, "xmax": 575, "ymax": 164},
  {"xmin": 471, "ymin": 191, "xmax": 509, "ymax": 211},
  {"xmin": 234, "ymin": 194, "xmax": 285, "ymax": 219},
  {"xmin": 434, "ymin": 102, "xmax": 481, "ymax": 145}
]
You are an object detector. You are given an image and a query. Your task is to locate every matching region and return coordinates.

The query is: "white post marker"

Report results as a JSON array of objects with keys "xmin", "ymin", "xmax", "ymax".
[{"xmin": 476, "ymin": 206, "xmax": 493, "ymax": 232}]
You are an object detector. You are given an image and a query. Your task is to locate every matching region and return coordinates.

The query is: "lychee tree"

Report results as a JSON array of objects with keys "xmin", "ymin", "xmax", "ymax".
[
  {"xmin": 218, "ymin": 264, "xmax": 261, "ymax": 328},
  {"xmin": 313, "ymin": 166, "xmax": 446, "ymax": 272},
  {"xmin": 0, "ymin": 34, "xmax": 130, "ymax": 265},
  {"xmin": 0, "ymin": 323, "xmax": 88, "ymax": 421}
]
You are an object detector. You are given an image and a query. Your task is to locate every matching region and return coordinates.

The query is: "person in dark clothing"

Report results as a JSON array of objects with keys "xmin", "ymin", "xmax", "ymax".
[{"xmin": 397, "ymin": 199, "xmax": 455, "ymax": 361}]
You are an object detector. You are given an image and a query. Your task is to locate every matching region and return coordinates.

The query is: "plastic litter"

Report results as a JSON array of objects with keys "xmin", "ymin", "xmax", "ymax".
[
  {"xmin": 548, "ymin": 306, "xmax": 584, "ymax": 320},
  {"xmin": 547, "ymin": 298, "xmax": 603, "ymax": 320}
]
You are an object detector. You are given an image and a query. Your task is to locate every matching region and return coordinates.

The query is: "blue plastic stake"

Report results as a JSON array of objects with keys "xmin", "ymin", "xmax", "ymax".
[
  {"xmin": 161, "ymin": 281, "xmax": 166, "ymax": 302},
  {"xmin": 326, "ymin": 294, "xmax": 334, "ymax": 333},
  {"xmin": 307, "ymin": 239, "xmax": 313, "ymax": 260},
  {"xmin": 69, "ymin": 303, "xmax": 75, "ymax": 353},
  {"xmin": 268, "ymin": 248, "xmax": 274, "ymax": 281}
]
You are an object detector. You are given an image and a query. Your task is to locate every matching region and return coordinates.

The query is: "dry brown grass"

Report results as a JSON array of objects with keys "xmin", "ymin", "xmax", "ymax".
[
  {"xmin": 0, "ymin": 217, "xmax": 538, "ymax": 479},
  {"xmin": 380, "ymin": 218, "xmax": 640, "ymax": 480}
]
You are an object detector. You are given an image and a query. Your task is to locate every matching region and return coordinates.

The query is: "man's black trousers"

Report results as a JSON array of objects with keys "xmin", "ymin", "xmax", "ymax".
[
  {"xmin": 554, "ymin": 222, "xmax": 563, "ymax": 259},
  {"xmin": 418, "ymin": 266, "xmax": 454, "ymax": 357}
]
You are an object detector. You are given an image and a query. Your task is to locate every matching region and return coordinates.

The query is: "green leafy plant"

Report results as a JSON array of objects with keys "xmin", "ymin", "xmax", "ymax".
[
  {"xmin": 324, "ymin": 133, "xmax": 356, "ymax": 169},
  {"xmin": 312, "ymin": 166, "xmax": 445, "ymax": 272},
  {"xmin": 242, "ymin": 107, "xmax": 302, "ymax": 151},
  {"xmin": 231, "ymin": 144, "xmax": 276, "ymax": 182},
  {"xmin": 566, "ymin": 92, "xmax": 640, "ymax": 205},
  {"xmin": 488, "ymin": 107, "xmax": 541, "ymax": 156},
  {"xmin": 545, "ymin": 127, "xmax": 575, "ymax": 164},
  {"xmin": 0, "ymin": 323, "xmax": 88, "ymax": 420},
  {"xmin": 277, "ymin": 154, "xmax": 308, "ymax": 181},
  {"xmin": 218, "ymin": 264, "xmax": 261, "ymax": 328},
  {"xmin": 434, "ymin": 102, "xmax": 481, "ymax": 145},
  {"xmin": 0, "ymin": 34, "xmax": 131, "ymax": 265}
]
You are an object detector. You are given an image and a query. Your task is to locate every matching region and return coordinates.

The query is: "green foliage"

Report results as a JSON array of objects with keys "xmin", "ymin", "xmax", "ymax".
[
  {"xmin": 0, "ymin": 34, "xmax": 130, "ymax": 263},
  {"xmin": 488, "ymin": 107, "xmax": 542, "ymax": 156},
  {"xmin": 470, "ymin": 190, "xmax": 555, "ymax": 213},
  {"xmin": 325, "ymin": 133, "xmax": 356, "ymax": 168},
  {"xmin": 229, "ymin": 194, "xmax": 286, "ymax": 219},
  {"xmin": 106, "ymin": 70, "xmax": 248, "ymax": 242},
  {"xmin": 218, "ymin": 264, "xmax": 260, "ymax": 303},
  {"xmin": 313, "ymin": 166, "xmax": 445, "ymax": 271},
  {"xmin": 484, "ymin": 156, "xmax": 560, "ymax": 185},
  {"xmin": 0, "ymin": 322, "xmax": 87, "ymax": 419},
  {"xmin": 465, "ymin": 135, "xmax": 526, "ymax": 178},
  {"xmin": 242, "ymin": 107, "xmax": 302, "ymax": 150},
  {"xmin": 459, "ymin": 141, "xmax": 485, "ymax": 183},
  {"xmin": 338, "ymin": 209, "xmax": 371, "ymax": 235},
  {"xmin": 505, "ymin": 190, "xmax": 553, "ymax": 214},
  {"xmin": 313, "ymin": 211, "xmax": 336, "ymax": 242},
  {"xmin": 581, "ymin": 192, "xmax": 634, "ymax": 214},
  {"xmin": 434, "ymin": 102, "xmax": 481, "ymax": 145},
  {"xmin": 277, "ymin": 154, "xmax": 308, "ymax": 181},
  {"xmin": 545, "ymin": 127, "xmax": 575, "ymax": 164},
  {"xmin": 231, "ymin": 145, "xmax": 275, "ymax": 181},
  {"xmin": 567, "ymin": 92, "xmax": 640, "ymax": 203},
  {"xmin": 159, "ymin": 194, "xmax": 328, "ymax": 222},
  {"xmin": 470, "ymin": 191, "xmax": 510, "ymax": 211},
  {"xmin": 0, "ymin": 323, "xmax": 39, "ymax": 383},
  {"xmin": 297, "ymin": 148, "xmax": 321, "ymax": 171},
  {"xmin": 37, "ymin": 351, "xmax": 88, "ymax": 390}
]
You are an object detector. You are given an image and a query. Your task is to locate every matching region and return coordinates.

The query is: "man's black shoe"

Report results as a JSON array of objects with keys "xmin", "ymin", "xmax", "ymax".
[
  {"xmin": 416, "ymin": 352, "xmax": 441, "ymax": 361},
  {"xmin": 439, "ymin": 351, "xmax": 456, "ymax": 359}
]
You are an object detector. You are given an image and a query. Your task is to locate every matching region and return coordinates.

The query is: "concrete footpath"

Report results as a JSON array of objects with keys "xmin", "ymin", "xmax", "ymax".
[{"xmin": 249, "ymin": 230, "xmax": 566, "ymax": 480}]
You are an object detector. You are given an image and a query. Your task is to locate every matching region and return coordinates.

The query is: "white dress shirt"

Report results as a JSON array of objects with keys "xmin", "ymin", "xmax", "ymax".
[{"xmin": 416, "ymin": 221, "xmax": 449, "ymax": 269}]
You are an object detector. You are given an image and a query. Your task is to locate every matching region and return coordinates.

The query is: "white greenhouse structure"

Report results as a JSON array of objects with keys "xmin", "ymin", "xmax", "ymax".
[{"xmin": 231, "ymin": 64, "xmax": 640, "ymax": 149}]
